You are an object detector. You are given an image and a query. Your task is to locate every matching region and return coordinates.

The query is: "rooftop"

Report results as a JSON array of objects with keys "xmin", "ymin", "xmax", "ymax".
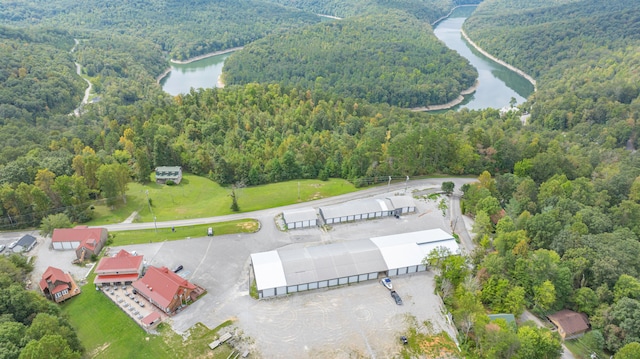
[
  {"xmin": 96, "ymin": 249, "xmax": 143, "ymax": 274},
  {"xmin": 132, "ymin": 266, "xmax": 196, "ymax": 310},
  {"xmin": 52, "ymin": 227, "xmax": 106, "ymax": 243}
]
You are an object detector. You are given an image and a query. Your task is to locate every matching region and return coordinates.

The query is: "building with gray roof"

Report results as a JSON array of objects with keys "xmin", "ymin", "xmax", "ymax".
[
  {"xmin": 250, "ymin": 228, "xmax": 458, "ymax": 298},
  {"xmin": 318, "ymin": 196, "xmax": 416, "ymax": 225},
  {"xmin": 282, "ymin": 207, "xmax": 318, "ymax": 229}
]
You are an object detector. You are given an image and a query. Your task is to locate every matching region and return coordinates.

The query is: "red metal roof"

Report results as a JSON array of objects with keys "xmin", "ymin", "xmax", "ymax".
[
  {"xmin": 52, "ymin": 227, "xmax": 106, "ymax": 243},
  {"xmin": 50, "ymin": 283, "xmax": 70, "ymax": 294},
  {"xmin": 141, "ymin": 312, "xmax": 161, "ymax": 326},
  {"xmin": 132, "ymin": 266, "xmax": 196, "ymax": 310},
  {"xmin": 94, "ymin": 273, "xmax": 141, "ymax": 284},
  {"xmin": 39, "ymin": 266, "xmax": 72, "ymax": 292},
  {"xmin": 95, "ymin": 250, "xmax": 143, "ymax": 274}
]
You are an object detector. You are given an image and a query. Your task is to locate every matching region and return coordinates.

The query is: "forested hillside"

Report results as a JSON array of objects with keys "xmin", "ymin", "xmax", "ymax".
[
  {"xmin": 266, "ymin": 0, "xmax": 481, "ymax": 24},
  {"xmin": 464, "ymin": 0, "xmax": 640, "ymax": 135},
  {"xmin": 223, "ymin": 12, "xmax": 477, "ymax": 107},
  {"xmin": 0, "ymin": 0, "xmax": 321, "ymax": 60}
]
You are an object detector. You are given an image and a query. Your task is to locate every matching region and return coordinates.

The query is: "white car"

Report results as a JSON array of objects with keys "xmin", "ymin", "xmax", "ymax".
[
  {"xmin": 8, "ymin": 241, "xmax": 17, "ymax": 249},
  {"xmin": 0, "ymin": 244, "xmax": 5, "ymax": 252}
]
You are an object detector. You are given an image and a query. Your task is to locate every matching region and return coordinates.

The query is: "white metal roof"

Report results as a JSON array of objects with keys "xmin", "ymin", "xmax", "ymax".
[
  {"xmin": 282, "ymin": 207, "xmax": 317, "ymax": 224},
  {"xmin": 319, "ymin": 198, "xmax": 393, "ymax": 219},
  {"xmin": 251, "ymin": 251, "xmax": 287, "ymax": 291},
  {"xmin": 370, "ymin": 229, "xmax": 459, "ymax": 268},
  {"xmin": 387, "ymin": 195, "xmax": 416, "ymax": 209}
]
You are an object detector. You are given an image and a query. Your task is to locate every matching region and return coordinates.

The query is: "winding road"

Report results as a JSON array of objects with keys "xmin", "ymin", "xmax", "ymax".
[{"xmin": 70, "ymin": 39, "xmax": 92, "ymax": 116}]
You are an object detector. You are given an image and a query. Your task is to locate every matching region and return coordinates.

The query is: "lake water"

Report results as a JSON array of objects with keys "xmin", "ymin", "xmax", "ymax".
[
  {"xmin": 160, "ymin": 6, "xmax": 535, "ymax": 110},
  {"xmin": 159, "ymin": 53, "xmax": 231, "ymax": 96},
  {"xmin": 433, "ymin": 6, "xmax": 535, "ymax": 110}
]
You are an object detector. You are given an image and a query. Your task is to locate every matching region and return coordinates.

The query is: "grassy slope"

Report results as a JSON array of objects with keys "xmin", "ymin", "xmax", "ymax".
[
  {"xmin": 88, "ymin": 175, "xmax": 356, "ymax": 225},
  {"xmin": 111, "ymin": 220, "xmax": 259, "ymax": 245}
]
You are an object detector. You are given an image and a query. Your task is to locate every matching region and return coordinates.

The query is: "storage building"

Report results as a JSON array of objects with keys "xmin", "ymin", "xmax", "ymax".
[
  {"xmin": 318, "ymin": 196, "xmax": 415, "ymax": 225},
  {"xmin": 251, "ymin": 228, "xmax": 458, "ymax": 298},
  {"xmin": 282, "ymin": 207, "xmax": 318, "ymax": 229}
]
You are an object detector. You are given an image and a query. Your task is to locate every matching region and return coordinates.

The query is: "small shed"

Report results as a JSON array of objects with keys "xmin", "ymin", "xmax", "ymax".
[
  {"xmin": 282, "ymin": 207, "xmax": 318, "ymax": 229},
  {"xmin": 155, "ymin": 166, "xmax": 182, "ymax": 184},
  {"xmin": 13, "ymin": 234, "xmax": 37, "ymax": 252},
  {"xmin": 547, "ymin": 309, "xmax": 590, "ymax": 340}
]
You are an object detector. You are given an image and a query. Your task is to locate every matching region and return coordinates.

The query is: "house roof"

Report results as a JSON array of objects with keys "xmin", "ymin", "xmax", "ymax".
[
  {"xmin": 95, "ymin": 249, "xmax": 143, "ymax": 274},
  {"xmin": 282, "ymin": 207, "xmax": 317, "ymax": 224},
  {"xmin": 548, "ymin": 309, "xmax": 590, "ymax": 335},
  {"xmin": 39, "ymin": 266, "xmax": 72, "ymax": 292},
  {"xmin": 17, "ymin": 234, "xmax": 37, "ymax": 247},
  {"xmin": 52, "ymin": 227, "xmax": 106, "ymax": 243},
  {"xmin": 155, "ymin": 166, "xmax": 182, "ymax": 179},
  {"xmin": 488, "ymin": 313, "xmax": 516, "ymax": 324},
  {"xmin": 141, "ymin": 312, "xmax": 161, "ymax": 326},
  {"xmin": 132, "ymin": 266, "xmax": 196, "ymax": 310},
  {"xmin": 94, "ymin": 273, "xmax": 141, "ymax": 284}
]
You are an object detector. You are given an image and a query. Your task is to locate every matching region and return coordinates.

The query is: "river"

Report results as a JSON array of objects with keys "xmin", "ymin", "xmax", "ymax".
[
  {"xmin": 160, "ymin": 6, "xmax": 534, "ymax": 110},
  {"xmin": 433, "ymin": 6, "xmax": 534, "ymax": 110},
  {"xmin": 159, "ymin": 53, "xmax": 231, "ymax": 96}
]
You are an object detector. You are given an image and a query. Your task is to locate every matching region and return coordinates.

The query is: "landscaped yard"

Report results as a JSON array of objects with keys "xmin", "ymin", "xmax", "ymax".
[
  {"xmin": 110, "ymin": 220, "xmax": 259, "ymax": 245},
  {"xmin": 62, "ymin": 274, "xmax": 236, "ymax": 358},
  {"xmin": 88, "ymin": 175, "xmax": 356, "ymax": 225}
]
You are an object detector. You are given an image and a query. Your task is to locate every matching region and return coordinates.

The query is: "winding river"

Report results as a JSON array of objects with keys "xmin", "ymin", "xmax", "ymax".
[{"xmin": 160, "ymin": 6, "xmax": 534, "ymax": 110}]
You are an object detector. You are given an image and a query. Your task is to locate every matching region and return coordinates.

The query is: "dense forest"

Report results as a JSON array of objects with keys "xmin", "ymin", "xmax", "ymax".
[
  {"xmin": 0, "ymin": 0, "xmax": 321, "ymax": 60},
  {"xmin": 223, "ymin": 12, "xmax": 477, "ymax": 107},
  {"xmin": 266, "ymin": 0, "xmax": 481, "ymax": 24},
  {"xmin": 0, "ymin": 255, "xmax": 83, "ymax": 358}
]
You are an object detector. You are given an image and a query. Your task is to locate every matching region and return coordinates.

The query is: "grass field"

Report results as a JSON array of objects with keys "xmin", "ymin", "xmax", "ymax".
[
  {"xmin": 110, "ymin": 220, "xmax": 259, "ymax": 245},
  {"xmin": 62, "ymin": 274, "xmax": 236, "ymax": 358},
  {"xmin": 88, "ymin": 176, "xmax": 356, "ymax": 225},
  {"xmin": 564, "ymin": 338, "xmax": 606, "ymax": 359}
]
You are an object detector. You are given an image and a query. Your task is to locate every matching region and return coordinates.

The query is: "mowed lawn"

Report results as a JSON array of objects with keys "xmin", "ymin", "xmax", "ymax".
[
  {"xmin": 88, "ymin": 175, "xmax": 356, "ymax": 225},
  {"xmin": 111, "ymin": 220, "xmax": 259, "ymax": 245},
  {"xmin": 62, "ymin": 274, "xmax": 235, "ymax": 358}
]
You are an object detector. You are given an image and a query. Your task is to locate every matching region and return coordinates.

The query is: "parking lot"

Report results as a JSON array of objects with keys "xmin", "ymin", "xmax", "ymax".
[{"xmin": 18, "ymin": 178, "xmax": 474, "ymax": 358}]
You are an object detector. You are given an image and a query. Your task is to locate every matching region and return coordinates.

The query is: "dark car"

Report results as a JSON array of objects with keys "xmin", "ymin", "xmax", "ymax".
[
  {"xmin": 173, "ymin": 265, "xmax": 184, "ymax": 273},
  {"xmin": 390, "ymin": 290, "xmax": 403, "ymax": 305},
  {"xmin": 400, "ymin": 336, "xmax": 408, "ymax": 345}
]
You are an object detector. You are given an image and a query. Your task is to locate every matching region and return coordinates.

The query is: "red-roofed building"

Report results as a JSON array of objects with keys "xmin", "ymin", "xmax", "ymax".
[
  {"xmin": 132, "ymin": 266, "xmax": 197, "ymax": 314},
  {"xmin": 39, "ymin": 266, "xmax": 81, "ymax": 303},
  {"xmin": 51, "ymin": 226, "xmax": 108, "ymax": 260},
  {"xmin": 94, "ymin": 249, "xmax": 144, "ymax": 286}
]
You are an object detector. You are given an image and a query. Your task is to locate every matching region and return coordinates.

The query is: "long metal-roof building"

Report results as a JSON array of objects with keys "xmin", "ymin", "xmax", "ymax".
[
  {"xmin": 318, "ymin": 196, "xmax": 416, "ymax": 225},
  {"xmin": 282, "ymin": 207, "xmax": 318, "ymax": 229},
  {"xmin": 250, "ymin": 228, "xmax": 458, "ymax": 298}
]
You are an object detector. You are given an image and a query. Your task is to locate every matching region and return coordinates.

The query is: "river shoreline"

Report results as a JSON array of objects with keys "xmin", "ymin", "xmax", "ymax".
[
  {"xmin": 409, "ymin": 80, "xmax": 479, "ymax": 112},
  {"xmin": 157, "ymin": 47, "xmax": 243, "ymax": 84},
  {"xmin": 460, "ymin": 29, "xmax": 537, "ymax": 90}
]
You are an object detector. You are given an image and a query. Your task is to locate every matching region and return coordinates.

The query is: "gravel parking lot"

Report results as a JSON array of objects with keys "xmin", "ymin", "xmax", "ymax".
[{"xmin": 23, "ymin": 179, "xmax": 474, "ymax": 358}]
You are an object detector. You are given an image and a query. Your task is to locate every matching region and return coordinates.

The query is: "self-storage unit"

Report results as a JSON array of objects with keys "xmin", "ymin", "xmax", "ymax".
[
  {"xmin": 251, "ymin": 228, "xmax": 459, "ymax": 299},
  {"xmin": 318, "ymin": 196, "xmax": 416, "ymax": 225},
  {"xmin": 282, "ymin": 207, "xmax": 318, "ymax": 229}
]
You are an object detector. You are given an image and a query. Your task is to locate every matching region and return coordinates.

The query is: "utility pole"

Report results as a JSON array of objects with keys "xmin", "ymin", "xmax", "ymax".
[
  {"xmin": 388, "ymin": 176, "xmax": 392, "ymax": 191},
  {"xmin": 153, "ymin": 216, "xmax": 157, "ymax": 233},
  {"xmin": 404, "ymin": 176, "xmax": 409, "ymax": 193}
]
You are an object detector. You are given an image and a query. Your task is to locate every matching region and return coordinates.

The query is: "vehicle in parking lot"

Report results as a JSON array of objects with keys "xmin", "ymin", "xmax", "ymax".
[
  {"xmin": 8, "ymin": 241, "xmax": 17, "ymax": 249},
  {"xmin": 173, "ymin": 264, "xmax": 184, "ymax": 273},
  {"xmin": 0, "ymin": 244, "xmax": 5, "ymax": 253},
  {"xmin": 400, "ymin": 336, "xmax": 408, "ymax": 345},
  {"xmin": 390, "ymin": 290, "xmax": 403, "ymax": 305},
  {"xmin": 381, "ymin": 277, "xmax": 393, "ymax": 290},
  {"xmin": 207, "ymin": 227, "xmax": 214, "ymax": 236}
]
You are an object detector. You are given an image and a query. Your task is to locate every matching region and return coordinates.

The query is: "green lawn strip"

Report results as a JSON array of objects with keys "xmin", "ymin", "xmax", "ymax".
[
  {"xmin": 110, "ymin": 220, "xmax": 259, "ymax": 245},
  {"xmin": 63, "ymin": 273, "xmax": 240, "ymax": 358},
  {"xmin": 87, "ymin": 176, "xmax": 356, "ymax": 225}
]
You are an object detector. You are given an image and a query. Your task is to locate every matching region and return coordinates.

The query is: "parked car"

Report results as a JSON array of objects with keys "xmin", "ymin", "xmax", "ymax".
[
  {"xmin": 173, "ymin": 264, "xmax": 184, "ymax": 273},
  {"xmin": 8, "ymin": 241, "xmax": 17, "ymax": 249},
  {"xmin": 0, "ymin": 244, "xmax": 5, "ymax": 253},
  {"xmin": 390, "ymin": 290, "xmax": 403, "ymax": 305},
  {"xmin": 381, "ymin": 277, "xmax": 393, "ymax": 290},
  {"xmin": 207, "ymin": 227, "xmax": 214, "ymax": 236},
  {"xmin": 400, "ymin": 336, "xmax": 408, "ymax": 345}
]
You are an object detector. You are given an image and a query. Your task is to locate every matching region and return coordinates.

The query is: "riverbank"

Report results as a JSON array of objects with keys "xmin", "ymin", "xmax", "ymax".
[
  {"xmin": 170, "ymin": 46, "xmax": 243, "ymax": 65},
  {"xmin": 409, "ymin": 80, "xmax": 479, "ymax": 112},
  {"xmin": 461, "ymin": 29, "xmax": 537, "ymax": 90}
]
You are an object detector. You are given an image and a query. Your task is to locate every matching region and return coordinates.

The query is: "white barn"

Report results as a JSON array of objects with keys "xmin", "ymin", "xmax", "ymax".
[
  {"xmin": 318, "ymin": 196, "xmax": 416, "ymax": 225},
  {"xmin": 282, "ymin": 207, "xmax": 318, "ymax": 229},
  {"xmin": 251, "ymin": 228, "xmax": 458, "ymax": 299}
]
